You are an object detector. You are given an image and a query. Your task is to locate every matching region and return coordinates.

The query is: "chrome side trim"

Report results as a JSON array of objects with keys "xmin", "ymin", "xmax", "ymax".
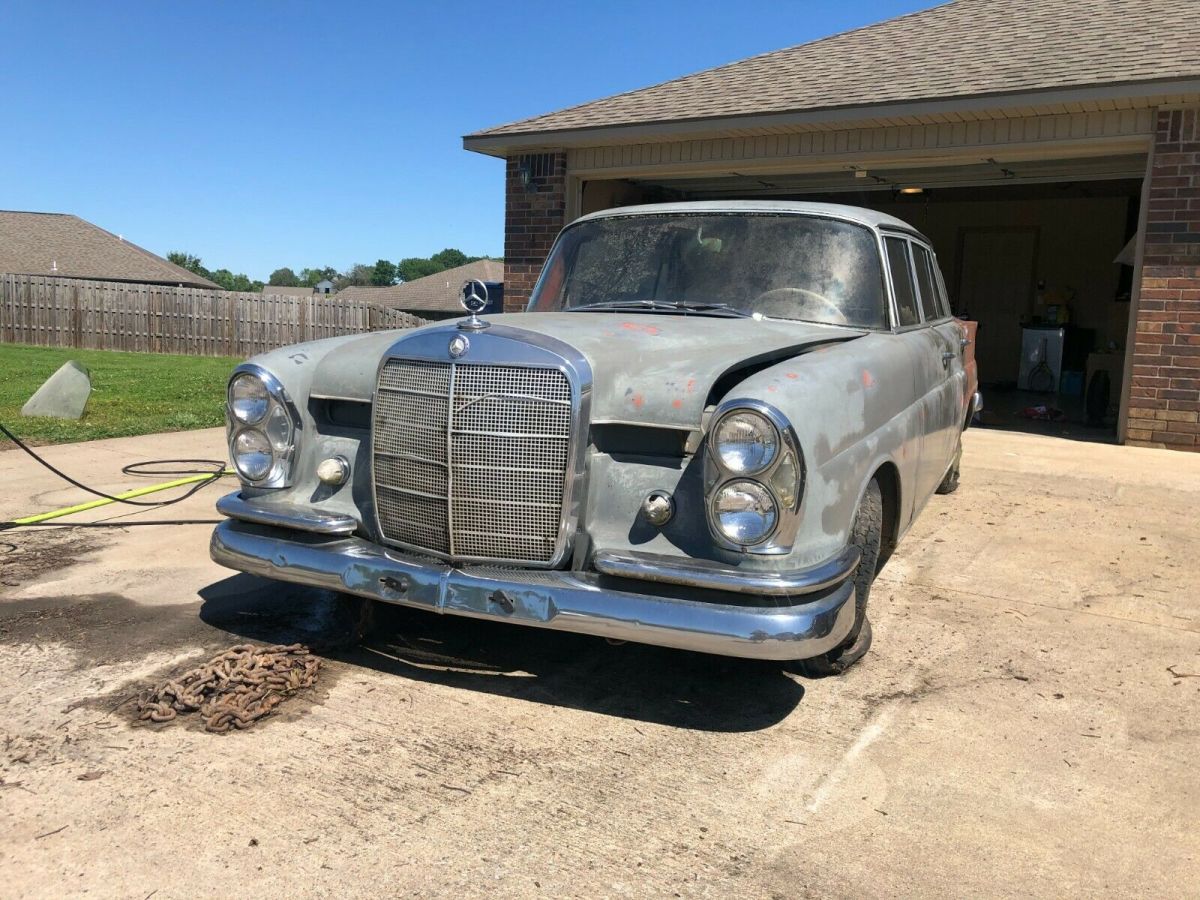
[
  {"xmin": 592, "ymin": 546, "xmax": 860, "ymax": 596},
  {"xmin": 210, "ymin": 520, "xmax": 856, "ymax": 661},
  {"xmin": 972, "ymin": 391, "xmax": 984, "ymax": 414},
  {"xmin": 215, "ymin": 492, "xmax": 357, "ymax": 535}
]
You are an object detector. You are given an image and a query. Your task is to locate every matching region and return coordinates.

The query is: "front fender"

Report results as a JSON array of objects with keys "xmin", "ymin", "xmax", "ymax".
[{"xmin": 725, "ymin": 334, "xmax": 920, "ymax": 565}]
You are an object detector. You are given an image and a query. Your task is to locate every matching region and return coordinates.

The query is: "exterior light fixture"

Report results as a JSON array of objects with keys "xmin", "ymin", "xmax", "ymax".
[{"xmin": 899, "ymin": 186, "xmax": 924, "ymax": 194}]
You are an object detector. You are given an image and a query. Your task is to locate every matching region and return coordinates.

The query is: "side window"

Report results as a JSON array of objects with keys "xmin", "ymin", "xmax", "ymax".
[
  {"xmin": 932, "ymin": 257, "xmax": 954, "ymax": 318},
  {"xmin": 884, "ymin": 236, "xmax": 920, "ymax": 327},
  {"xmin": 912, "ymin": 244, "xmax": 941, "ymax": 322}
]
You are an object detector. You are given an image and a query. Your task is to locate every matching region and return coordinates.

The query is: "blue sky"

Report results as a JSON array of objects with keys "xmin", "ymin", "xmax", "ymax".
[{"xmin": 1, "ymin": 1, "xmax": 936, "ymax": 281}]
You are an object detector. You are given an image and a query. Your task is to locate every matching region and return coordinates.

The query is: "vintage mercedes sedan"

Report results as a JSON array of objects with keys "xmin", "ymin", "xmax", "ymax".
[{"xmin": 211, "ymin": 201, "xmax": 979, "ymax": 673}]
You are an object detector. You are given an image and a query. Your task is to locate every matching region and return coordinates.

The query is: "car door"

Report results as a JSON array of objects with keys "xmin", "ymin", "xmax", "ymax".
[
  {"xmin": 882, "ymin": 235, "xmax": 952, "ymax": 507},
  {"xmin": 912, "ymin": 240, "xmax": 966, "ymax": 480}
]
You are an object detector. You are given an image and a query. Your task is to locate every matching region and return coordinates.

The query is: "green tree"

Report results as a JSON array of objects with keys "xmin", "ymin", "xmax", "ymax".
[
  {"xmin": 268, "ymin": 267, "xmax": 301, "ymax": 286},
  {"xmin": 167, "ymin": 251, "xmax": 209, "ymax": 277},
  {"xmin": 395, "ymin": 248, "xmax": 485, "ymax": 284},
  {"xmin": 370, "ymin": 259, "xmax": 398, "ymax": 286},
  {"xmin": 300, "ymin": 266, "xmax": 339, "ymax": 288},
  {"xmin": 334, "ymin": 263, "xmax": 375, "ymax": 290},
  {"xmin": 168, "ymin": 251, "xmax": 262, "ymax": 293}
]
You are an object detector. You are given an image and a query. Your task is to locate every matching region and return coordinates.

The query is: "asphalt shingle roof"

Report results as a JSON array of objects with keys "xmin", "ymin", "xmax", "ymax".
[
  {"xmin": 0, "ymin": 210, "xmax": 221, "ymax": 289},
  {"xmin": 337, "ymin": 259, "xmax": 503, "ymax": 312},
  {"xmin": 468, "ymin": 0, "xmax": 1200, "ymax": 139},
  {"xmin": 261, "ymin": 285, "xmax": 315, "ymax": 298}
]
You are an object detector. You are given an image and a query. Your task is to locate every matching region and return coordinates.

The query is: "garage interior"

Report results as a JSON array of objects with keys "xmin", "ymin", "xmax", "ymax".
[{"xmin": 580, "ymin": 153, "xmax": 1145, "ymax": 443}]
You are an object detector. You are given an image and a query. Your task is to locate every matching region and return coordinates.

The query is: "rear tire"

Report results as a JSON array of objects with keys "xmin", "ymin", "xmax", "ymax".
[{"xmin": 795, "ymin": 479, "xmax": 883, "ymax": 677}]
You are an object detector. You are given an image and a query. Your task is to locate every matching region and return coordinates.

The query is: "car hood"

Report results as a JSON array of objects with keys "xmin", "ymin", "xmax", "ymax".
[{"xmin": 310, "ymin": 312, "xmax": 864, "ymax": 429}]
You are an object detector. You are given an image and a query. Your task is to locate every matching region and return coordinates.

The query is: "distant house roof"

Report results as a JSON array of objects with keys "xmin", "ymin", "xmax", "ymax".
[
  {"xmin": 0, "ymin": 210, "xmax": 221, "ymax": 289},
  {"xmin": 465, "ymin": 0, "xmax": 1200, "ymax": 151},
  {"xmin": 261, "ymin": 285, "xmax": 314, "ymax": 298},
  {"xmin": 338, "ymin": 259, "xmax": 504, "ymax": 312}
]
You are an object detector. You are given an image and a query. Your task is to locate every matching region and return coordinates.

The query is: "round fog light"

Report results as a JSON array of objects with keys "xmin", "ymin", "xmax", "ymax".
[{"xmin": 316, "ymin": 455, "xmax": 349, "ymax": 486}]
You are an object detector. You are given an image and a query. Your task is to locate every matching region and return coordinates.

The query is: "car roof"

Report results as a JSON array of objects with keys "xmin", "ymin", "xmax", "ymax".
[{"xmin": 574, "ymin": 200, "xmax": 928, "ymax": 241}]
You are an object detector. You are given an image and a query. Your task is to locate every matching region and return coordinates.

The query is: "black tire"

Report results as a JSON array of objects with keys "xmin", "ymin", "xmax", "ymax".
[
  {"xmin": 795, "ymin": 479, "xmax": 883, "ymax": 677},
  {"xmin": 936, "ymin": 437, "xmax": 962, "ymax": 495}
]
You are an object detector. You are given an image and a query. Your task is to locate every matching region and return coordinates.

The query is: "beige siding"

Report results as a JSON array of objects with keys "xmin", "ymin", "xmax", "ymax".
[{"xmin": 568, "ymin": 109, "xmax": 1158, "ymax": 178}]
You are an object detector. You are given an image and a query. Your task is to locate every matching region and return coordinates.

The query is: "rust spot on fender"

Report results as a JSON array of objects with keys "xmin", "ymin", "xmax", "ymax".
[
  {"xmin": 621, "ymin": 322, "xmax": 661, "ymax": 336},
  {"xmin": 862, "ymin": 370, "xmax": 877, "ymax": 389},
  {"xmin": 686, "ymin": 378, "xmax": 697, "ymax": 393},
  {"xmin": 671, "ymin": 398, "xmax": 683, "ymax": 409},
  {"xmin": 631, "ymin": 392, "xmax": 646, "ymax": 409},
  {"xmin": 785, "ymin": 372, "xmax": 798, "ymax": 379}
]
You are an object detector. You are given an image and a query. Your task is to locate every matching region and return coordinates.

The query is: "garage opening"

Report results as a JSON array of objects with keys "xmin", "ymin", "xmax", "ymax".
[{"xmin": 581, "ymin": 154, "xmax": 1144, "ymax": 443}]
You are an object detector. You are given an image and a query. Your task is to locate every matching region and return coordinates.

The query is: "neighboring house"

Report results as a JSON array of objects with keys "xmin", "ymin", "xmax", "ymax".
[
  {"xmin": 261, "ymin": 285, "xmax": 315, "ymax": 298},
  {"xmin": 464, "ymin": 0, "xmax": 1200, "ymax": 452},
  {"xmin": 338, "ymin": 259, "xmax": 503, "ymax": 320},
  {"xmin": 0, "ymin": 210, "xmax": 220, "ymax": 289},
  {"xmin": 315, "ymin": 279, "xmax": 335, "ymax": 295}
]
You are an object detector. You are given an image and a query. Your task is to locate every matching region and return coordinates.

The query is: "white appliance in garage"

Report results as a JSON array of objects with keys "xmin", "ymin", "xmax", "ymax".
[{"xmin": 1018, "ymin": 326, "xmax": 1065, "ymax": 392}]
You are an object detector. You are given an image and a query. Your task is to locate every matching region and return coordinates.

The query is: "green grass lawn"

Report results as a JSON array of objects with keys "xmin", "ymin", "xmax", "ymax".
[{"xmin": 0, "ymin": 343, "xmax": 240, "ymax": 444}]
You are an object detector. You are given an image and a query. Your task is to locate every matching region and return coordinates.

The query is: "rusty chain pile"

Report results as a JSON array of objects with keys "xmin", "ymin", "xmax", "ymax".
[{"xmin": 137, "ymin": 643, "xmax": 321, "ymax": 733}]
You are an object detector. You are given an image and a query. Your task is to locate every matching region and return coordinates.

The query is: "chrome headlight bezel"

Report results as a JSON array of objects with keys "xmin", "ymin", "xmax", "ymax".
[
  {"xmin": 711, "ymin": 409, "xmax": 779, "ymax": 476},
  {"xmin": 705, "ymin": 399, "xmax": 805, "ymax": 553},
  {"xmin": 226, "ymin": 364, "xmax": 300, "ymax": 488}
]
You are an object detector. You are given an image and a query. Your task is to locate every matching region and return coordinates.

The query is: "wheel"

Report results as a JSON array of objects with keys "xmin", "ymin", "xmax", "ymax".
[
  {"xmin": 795, "ymin": 479, "xmax": 883, "ymax": 677},
  {"xmin": 935, "ymin": 436, "xmax": 962, "ymax": 495}
]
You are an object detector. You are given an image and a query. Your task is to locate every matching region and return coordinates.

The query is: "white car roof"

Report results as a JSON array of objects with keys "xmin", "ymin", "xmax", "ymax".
[{"xmin": 575, "ymin": 200, "xmax": 928, "ymax": 240}]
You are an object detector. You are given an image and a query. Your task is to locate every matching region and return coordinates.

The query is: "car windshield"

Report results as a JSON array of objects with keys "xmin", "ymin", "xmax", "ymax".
[{"xmin": 529, "ymin": 212, "xmax": 888, "ymax": 328}]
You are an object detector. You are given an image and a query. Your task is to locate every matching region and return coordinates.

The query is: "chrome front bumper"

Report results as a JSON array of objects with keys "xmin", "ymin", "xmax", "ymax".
[{"xmin": 210, "ymin": 520, "xmax": 857, "ymax": 661}]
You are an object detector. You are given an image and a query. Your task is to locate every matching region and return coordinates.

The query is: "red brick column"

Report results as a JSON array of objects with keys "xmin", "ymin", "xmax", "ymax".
[
  {"xmin": 1127, "ymin": 109, "xmax": 1200, "ymax": 450},
  {"xmin": 503, "ymin": 152, "xmax": 567, "ymax": 312}
]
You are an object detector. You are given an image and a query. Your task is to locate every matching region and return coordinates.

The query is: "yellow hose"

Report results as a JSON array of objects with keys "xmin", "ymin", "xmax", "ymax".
[{"xmin": 12, "ymin": 471, "xmax": 234, "ymax": 525}]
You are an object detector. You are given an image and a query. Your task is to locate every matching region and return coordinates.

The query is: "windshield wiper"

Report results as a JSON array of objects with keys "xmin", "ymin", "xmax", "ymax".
[{"xmin": 569, "ymin": 299, "xmax": 750, "ymax": 318}]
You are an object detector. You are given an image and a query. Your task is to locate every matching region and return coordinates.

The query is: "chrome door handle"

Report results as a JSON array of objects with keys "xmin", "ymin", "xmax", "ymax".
[
  {"xmin": 960, "ymin": 337, "xmax": 971, "ymax": 349},
  {"xmin": 941, "ymin": 351, "xmax": 955, "ymax": 368}
]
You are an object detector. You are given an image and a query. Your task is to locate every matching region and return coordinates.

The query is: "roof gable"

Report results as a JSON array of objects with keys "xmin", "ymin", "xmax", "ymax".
[
  {"xmin": 467, "ymin": 0, "xmax": 1200, "ymax": 145},
  {"xmin": 0, "ymin": 210, "xmax": 221, "ymax": 289},
  {"xmin": 337, "ymin": 259, "xmax": 503, "ymax": 312}
]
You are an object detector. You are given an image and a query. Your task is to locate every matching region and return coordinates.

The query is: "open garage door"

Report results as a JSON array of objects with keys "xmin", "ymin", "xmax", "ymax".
[{"xmin": 580, "ymin": 154, "xmax": 1145, "ymax": 442}]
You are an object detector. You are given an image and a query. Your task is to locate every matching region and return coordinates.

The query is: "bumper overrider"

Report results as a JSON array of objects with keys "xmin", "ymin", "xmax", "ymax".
[{"xmin": 210, "ymin": 494, "xmax": 859, "ymax": 661}]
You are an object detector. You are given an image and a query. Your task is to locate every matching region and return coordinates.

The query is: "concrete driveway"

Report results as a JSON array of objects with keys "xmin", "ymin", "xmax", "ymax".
[{"xmin": 1, "ymin": 426, "xmax": 1197, "ymax": 898}]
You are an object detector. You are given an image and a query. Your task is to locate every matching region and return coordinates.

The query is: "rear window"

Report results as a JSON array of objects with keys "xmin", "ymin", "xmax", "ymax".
[{"xmin": 885, "ymin": 237, "xmax": 920, "ymax": 327}]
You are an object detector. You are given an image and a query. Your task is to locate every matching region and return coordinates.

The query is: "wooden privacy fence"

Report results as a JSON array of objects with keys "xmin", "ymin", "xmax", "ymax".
[{"xmin": 0, "ymin": 274, "xmax": 427, "ymax": 357}]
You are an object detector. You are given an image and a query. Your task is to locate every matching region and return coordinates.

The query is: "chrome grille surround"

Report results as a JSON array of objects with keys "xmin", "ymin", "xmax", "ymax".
[{"xmin": 370, "ymin": 323, "xmax": 591, "ymax": 568}]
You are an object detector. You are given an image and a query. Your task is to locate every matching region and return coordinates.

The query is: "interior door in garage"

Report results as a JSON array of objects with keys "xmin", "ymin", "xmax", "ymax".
[{"xmin": 957, "ymin": 228, "xmax": 1038, "ymax": 385}]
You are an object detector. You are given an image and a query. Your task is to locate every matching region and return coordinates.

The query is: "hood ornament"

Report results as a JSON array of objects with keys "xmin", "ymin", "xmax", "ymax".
[{"xmin": 458, "ymin": 280, "xmax": 490, "ymax": 331}]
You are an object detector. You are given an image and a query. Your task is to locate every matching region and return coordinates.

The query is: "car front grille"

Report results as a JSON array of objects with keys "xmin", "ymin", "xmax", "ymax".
[{"xmin": 372, "ymin": 358, "xmax": 573, "ymax": 565}]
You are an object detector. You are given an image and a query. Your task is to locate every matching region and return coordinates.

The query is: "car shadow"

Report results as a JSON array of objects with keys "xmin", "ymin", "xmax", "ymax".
[{"xmin": 198, "ymin": 573, "xmax": 805, "ymax": 733}]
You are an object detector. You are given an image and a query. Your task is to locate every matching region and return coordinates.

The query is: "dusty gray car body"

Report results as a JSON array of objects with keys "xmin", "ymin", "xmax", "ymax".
[{"xmin": 211, "ymin": 201, "xmax": 972, "ymax": 661}]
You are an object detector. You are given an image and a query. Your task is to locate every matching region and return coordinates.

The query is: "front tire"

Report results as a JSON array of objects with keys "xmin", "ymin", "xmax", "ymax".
[{"xmin": 796, "ymin": 479, "xmax": 883, "ymax": 677}]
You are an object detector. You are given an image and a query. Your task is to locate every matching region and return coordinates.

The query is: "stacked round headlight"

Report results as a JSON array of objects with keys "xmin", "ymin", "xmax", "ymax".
[
  {"xmin": 707, "ymin": 405, "xmax": 798, "ymax": 548},
  {"xmin": 712, "ymin": 480, "xmax": 778, "ymax": 545},
  {"xmin": 228, "ymin": 370, "xmax": 294, "ymax": 485},
  {"xmin": 713, "ymin": 410, "xmax": 778, "ymax": 475}
]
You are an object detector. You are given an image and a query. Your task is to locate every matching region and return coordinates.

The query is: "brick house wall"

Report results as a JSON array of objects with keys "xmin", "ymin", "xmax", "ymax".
[
  {"xmin": 502, "ymin": 151, "xmax": 567, "ymax": 312},
  {"xmin": 1127, "ymin": 108, "xmax": 1200, "ymax": 450}
]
